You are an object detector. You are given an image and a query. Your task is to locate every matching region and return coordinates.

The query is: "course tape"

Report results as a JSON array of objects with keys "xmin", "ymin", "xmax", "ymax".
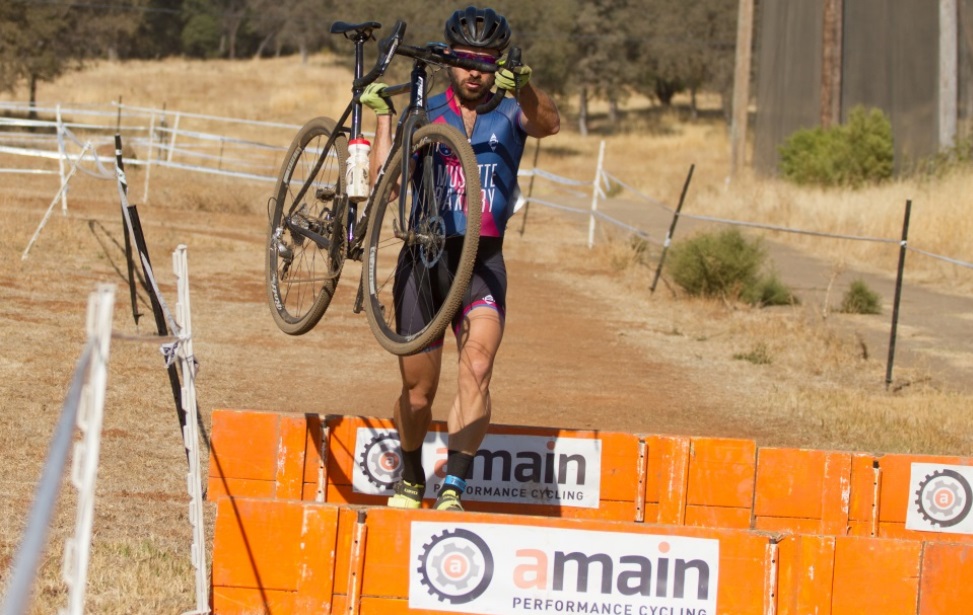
[
  {"xmin": 907, "ymin": 246, "xmax": 973, "ymax": 270},
  {"xmin": 677, "ymin": 212, "xmax": 898, "ymax": 244},
  {"xmin": 603, "ymin": 170, "xmax": 672, "ymax": 212},
  {"xmin": 2, "ymin": 101, "xmax": 971, "ymax": 272}
]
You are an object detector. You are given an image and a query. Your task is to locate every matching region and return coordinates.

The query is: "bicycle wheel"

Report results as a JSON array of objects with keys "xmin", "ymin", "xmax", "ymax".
[
  {"xmin": 266, "ymin": 117, "xmax": 348, "ymax": 335},
  {"xmin": 362, "ymin": 123, "xmax": 482, "ymax": 355}
]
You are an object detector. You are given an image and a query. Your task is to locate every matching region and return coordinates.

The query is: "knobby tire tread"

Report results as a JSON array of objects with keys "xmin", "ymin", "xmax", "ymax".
[{"xmin": 363, "ymin": 123, "xmax": 482, "ymax": 355}]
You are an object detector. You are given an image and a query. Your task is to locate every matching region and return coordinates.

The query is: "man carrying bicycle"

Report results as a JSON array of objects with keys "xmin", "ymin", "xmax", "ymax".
[{"xmin": 361, "ymin": 6, "xmax": 560, "ymax": 511}]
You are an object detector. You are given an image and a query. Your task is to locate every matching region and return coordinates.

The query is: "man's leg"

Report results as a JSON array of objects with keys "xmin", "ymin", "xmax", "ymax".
[
  {"xmin": 436, "ymin": 308, "xmax": 504, "ymax": 510},
  {"xmin": 388, "ymin": 347, "xmax": 442, "ymax": 508}
]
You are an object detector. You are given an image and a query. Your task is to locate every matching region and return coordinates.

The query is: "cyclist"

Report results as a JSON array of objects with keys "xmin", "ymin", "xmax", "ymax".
[{"xmin": 360, "ymin": 6, "xmax": 560, "ymax": 511}]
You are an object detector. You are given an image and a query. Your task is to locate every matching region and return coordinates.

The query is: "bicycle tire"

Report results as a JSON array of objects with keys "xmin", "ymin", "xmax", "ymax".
[
  {"xmin": 266, "ymin": 117, "xmax": 348, "ymax": 335},
  {"xmin": 362, "ymin": 123, "xmax": 482, "ymax": 355}
]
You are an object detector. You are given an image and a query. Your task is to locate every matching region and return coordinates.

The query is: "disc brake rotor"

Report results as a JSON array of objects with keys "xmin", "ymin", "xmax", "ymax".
[{"xmin": 418, "ymin": 215, "xmax": 446, "ymax": 267}]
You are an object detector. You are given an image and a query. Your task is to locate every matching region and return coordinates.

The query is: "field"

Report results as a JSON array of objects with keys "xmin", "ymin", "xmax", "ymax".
[{"xmin": 2, "ymin": 55, "xmax": 973, "ymax": 613}]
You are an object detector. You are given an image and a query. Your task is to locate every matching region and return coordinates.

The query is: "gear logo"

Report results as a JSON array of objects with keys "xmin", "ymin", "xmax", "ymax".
[
  {"xmin": 914, "ymin": 468, "xmax": 973, "ymax": 528},
  {"xmin": 358, "ymin": 433, "xmax": 403, "ymax": 489},
  {"xmin": 417, "ymin": 528, "xmax": 494, "ymax": 604}
]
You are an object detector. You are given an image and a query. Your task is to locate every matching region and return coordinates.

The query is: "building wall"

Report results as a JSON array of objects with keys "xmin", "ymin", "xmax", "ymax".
[{"xmin": 754, "ymin": 0, "xmax": 972, "ymax": 175}]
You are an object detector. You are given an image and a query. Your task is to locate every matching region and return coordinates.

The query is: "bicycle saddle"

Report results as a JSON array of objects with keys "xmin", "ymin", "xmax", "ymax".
[{"xmin": 331, "ymin": 21, "xmax": 381, "ymax": 36}]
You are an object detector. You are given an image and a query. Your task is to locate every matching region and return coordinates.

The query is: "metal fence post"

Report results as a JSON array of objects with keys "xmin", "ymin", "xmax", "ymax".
[
  {"xmin": 885, "ymin": 199, "xmax": 912, "ymax": 390},
  {"xmin": 650, "ymin": 164, "xmax": 695, "ymax": 293}
]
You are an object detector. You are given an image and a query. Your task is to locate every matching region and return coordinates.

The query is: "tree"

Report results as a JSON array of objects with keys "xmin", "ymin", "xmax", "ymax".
[
  {"xmin": 572, "ymin": 0, "xmax": 631, "ymax": 134},
  {"xmin": 218, "ymin": 0, "xmax": 248, "ymax": 59},
  {"xmin": 80, "ymin": 0, "xmax": 150, "ymax": 60},
  {"xmin": 181, "ymin": 0, "xmax": 221, "ymax": 57},
  {"xmin": 640, "ymin": 0, "xmax": 737, "ymax": 116},
  {"xmin": 133, "ymin": 0, "xmax": 187, "ymax": 58},
  {"xmin": 181, "ymin": 0, "xmax": 251, "ymax": 58},
  {"xmin": 498, "ymin": 0, "xmax": 579, "ymax": 98},
  {"xmin": 0, "ymin": 2, "xmax": 95, "ymax": 115}
]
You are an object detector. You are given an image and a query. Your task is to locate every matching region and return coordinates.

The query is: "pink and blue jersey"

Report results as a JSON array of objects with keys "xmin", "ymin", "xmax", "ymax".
[{"xmin": 420, "ymin": 87, "xmax": 528, "ymax": 238}]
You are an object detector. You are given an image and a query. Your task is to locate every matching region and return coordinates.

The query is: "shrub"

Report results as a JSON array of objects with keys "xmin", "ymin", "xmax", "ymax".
[
  {"xmin": 840, "ymin": 279, "xmax": 882, "ymax": 314},
  {"xmin": 667, "ymin": 228, "xmax": 795, "ymax": 306},
  {"xmin": 744, "ymin": 272, "xmax": 799, "ymax": 307},
  {"xmin": 778, "ymin": 106, "xmax": 894, "ymax": 188}
]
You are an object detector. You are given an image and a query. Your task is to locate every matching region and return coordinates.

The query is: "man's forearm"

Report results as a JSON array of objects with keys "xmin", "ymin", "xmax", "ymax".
[
  {"xmin": 519, "ymin": 84, "xmax": 560, "ymax": 139},
  {"xmin": 370, "ymin": 114, "xmax": 393, "ymax": 185}
]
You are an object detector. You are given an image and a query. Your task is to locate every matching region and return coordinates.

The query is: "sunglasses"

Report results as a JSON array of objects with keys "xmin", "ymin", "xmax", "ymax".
[{"xmin": 452, "ymin": 51, "xmax": 498, "ymax": 67}]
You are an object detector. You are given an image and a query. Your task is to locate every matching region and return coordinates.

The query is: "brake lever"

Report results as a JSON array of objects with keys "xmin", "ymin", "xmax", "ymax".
[{"xmin": 475, "ymin": 46, "xmax": 521, "ymax": 115}]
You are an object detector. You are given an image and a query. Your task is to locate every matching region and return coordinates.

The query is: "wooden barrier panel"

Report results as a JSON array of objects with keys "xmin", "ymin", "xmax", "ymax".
[
  {"xmin": 831, "ymin": 536, "xmax": 922, "ymax": 614},
  {"xmin": 775, "ymin": 534, "xmax": 835, "ymax": 615},
  {"xmin": 754, "ymin": 448, "xmax": 851, "ymax": 535},
  {"xmin": 210, "ymin": 497, "xmax": 341, "ymax": 613},
  {"xmin": 642, "ymin": 434, "xmax": 690, "ymax": 525},
  {"xmin": 918, "ymin": 542, "xmax": 973, "ymax": 614},
  {"xmin": 684, "ymin": 437, "xmax": 756, "ymax": 529},
  {"xmin": 208, "ymin": 409, "xmax": 281, "ymax": 500}
]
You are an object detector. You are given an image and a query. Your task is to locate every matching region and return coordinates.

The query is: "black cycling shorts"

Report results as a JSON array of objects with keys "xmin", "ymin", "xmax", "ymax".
[{"xmin": 393, "ymin": 236, "xmax": 506, "ymax": 351}]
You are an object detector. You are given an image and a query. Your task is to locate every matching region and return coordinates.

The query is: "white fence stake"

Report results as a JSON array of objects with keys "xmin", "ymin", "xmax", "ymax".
[
  {"xmin": 0, "ymin": 286, "xmax": 115, "ymax": 615},
  {"xmin": 59, "ymin": 284, "xmax": 115, "ymax": 615},
  {"xmin": 172, "ymin": 245, "xmax": 210, "ymax": 615},
  {"xmin": 22, "ymin": 141, "xmax": 93, "ymax": 261},
  {"xmin": 167, "ymin": 112, "xmax": 181, "ymax": 163},
  {"xmin": 143, "ymin": 112, "xmax": 156, "ymax": 205},
  {"xmin": 587, "ymin": 139, "xmax": 606, "ymax": 249},
  {"xmin": 56, "ymin": 105, "xmax": 68, "ymax": 214}
]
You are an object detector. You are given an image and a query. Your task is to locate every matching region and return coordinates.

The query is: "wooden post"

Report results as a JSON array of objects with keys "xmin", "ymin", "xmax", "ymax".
[
  {"xmin": 940, "ymin": 0, "xmax": 958, "ymax": 149},
  {"xmin": 821, "ymin": 0, "xmax": 844, "ymax": 129},
  {"xmin": 730, "ymin": 0, "xmax": 755, "ymax": 178}
]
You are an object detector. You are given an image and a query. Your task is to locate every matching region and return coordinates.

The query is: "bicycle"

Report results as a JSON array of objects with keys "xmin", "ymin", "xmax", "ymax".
[{"xmin": 266, "ymin": 19, "xmax": 518, "ymax": 355}]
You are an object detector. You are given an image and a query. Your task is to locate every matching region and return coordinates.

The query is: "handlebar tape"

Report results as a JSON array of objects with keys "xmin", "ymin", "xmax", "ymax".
[{"xmin": 476, "ymin": 47, "xmax": 521, "ymax": 115}]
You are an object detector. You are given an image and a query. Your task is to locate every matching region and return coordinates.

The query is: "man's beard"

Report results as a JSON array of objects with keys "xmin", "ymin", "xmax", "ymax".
[{"xmin": 449, "ymin": 70, "xmax": 492, "ymax": 105}]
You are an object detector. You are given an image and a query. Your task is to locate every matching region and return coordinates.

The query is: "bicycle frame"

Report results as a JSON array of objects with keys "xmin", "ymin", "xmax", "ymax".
[{"xmin": 282, "ymin": 20, "xmax": 504, "ymax": 263}]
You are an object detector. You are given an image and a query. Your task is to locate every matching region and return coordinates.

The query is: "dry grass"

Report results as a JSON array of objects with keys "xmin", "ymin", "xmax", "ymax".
[{"xmin": 2, "ymin": 55, "xmax": 973, "ymax": 613}]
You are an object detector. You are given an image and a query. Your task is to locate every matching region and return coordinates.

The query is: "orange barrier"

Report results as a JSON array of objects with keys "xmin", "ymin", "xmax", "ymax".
[
  {"xmin": 208, "ymin": 409, "xmax": 973, "ymax": 541},
  {"xmin": 212, "ymin": 497, "xmax": 772, "ymax": 614},
  {"xmin": 208, "ymin": 409, "xmax": 973, "ymax": 613},
  {"xmin": 211, "ymin": 495, "xmax": 973, "ymax": 614}
]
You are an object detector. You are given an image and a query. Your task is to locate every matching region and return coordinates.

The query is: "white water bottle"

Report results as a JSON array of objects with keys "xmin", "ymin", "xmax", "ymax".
[{"xmin": 346, "ymin": 137, "xmax": 371, "ymax": 202}]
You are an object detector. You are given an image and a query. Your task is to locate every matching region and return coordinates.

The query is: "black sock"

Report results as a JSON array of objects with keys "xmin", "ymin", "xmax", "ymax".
[
  {"xmin": 400, "ymin": 446, "xmax": 425, "ymax": 485},
  {"xmin": 442, "ymin": 450, "xmax": 475, "ymax": 496}
]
